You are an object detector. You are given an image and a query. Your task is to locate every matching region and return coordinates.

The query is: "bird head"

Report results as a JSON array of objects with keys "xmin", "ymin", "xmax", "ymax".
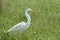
[
  {"xmin": 26, "ymin": 8, "xmax": 35, "ymax": 14},
  {"xmin": 26, "ymin": 8, "xmax": 32, "ymax": 12}
]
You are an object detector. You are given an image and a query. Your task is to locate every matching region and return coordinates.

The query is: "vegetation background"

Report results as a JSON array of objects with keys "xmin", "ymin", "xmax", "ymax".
[{"xmin": 0, "ymin": 0, "xmax": 60, "ymax": 40}]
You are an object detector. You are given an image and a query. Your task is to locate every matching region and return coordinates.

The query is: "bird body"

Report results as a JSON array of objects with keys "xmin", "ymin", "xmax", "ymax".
[
  {"xmin": 7, "ymin": 22, "xmax": 26, "ymax": 32},
  {"xmin": 7, "ymin": 8, "xmax": 32, "ymax": 33}
]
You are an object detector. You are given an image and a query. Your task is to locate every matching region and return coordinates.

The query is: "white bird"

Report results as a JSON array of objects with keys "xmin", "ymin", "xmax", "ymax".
[{"xmin": 7, "ymin": 8, "xmax": 32, "ymax": 33}]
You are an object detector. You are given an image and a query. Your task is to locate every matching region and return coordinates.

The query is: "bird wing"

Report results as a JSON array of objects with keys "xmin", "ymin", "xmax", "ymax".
[{"xmin": 7, "ymin": 22, "xmax": 25, "ymax": 32}]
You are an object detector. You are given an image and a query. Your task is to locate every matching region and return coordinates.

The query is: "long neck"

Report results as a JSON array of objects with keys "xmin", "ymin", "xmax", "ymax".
[{"xmin": 25, "ymin": 10, "xmax": 31, "ymax": 27}]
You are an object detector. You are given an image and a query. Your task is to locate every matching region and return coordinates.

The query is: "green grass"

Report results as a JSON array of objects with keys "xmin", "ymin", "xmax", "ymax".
[{"xmin": 0, "ymin": 0, "xmax": 60, "ymax": 40}]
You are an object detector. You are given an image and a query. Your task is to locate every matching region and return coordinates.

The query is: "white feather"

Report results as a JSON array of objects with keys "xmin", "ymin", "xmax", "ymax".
[{"xmin": 7, "ymin": 8, "xmax": 32, "ymax": 33}]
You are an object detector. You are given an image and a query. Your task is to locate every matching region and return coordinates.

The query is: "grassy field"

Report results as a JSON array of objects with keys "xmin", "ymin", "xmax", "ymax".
[{"xmin": 0, "ymin": 0, "xmax": 60, "ymax": 40}]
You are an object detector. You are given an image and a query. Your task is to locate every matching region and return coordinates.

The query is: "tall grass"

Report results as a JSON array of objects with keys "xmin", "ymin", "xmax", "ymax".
[{"xmin": 0, "ymin": 0, "xmax": 60, "ymax": 40}]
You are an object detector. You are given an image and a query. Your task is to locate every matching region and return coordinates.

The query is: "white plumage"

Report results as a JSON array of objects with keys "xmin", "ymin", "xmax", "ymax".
[{"xmin": 7, "ymin": 8, "xmax": 32, "ymax": 32}]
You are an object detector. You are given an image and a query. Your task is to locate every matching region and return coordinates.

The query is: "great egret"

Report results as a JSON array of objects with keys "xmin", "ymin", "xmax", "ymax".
[{"xmin": 7, "ymin": 8, "xmax": 32, "ymax": 33}]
